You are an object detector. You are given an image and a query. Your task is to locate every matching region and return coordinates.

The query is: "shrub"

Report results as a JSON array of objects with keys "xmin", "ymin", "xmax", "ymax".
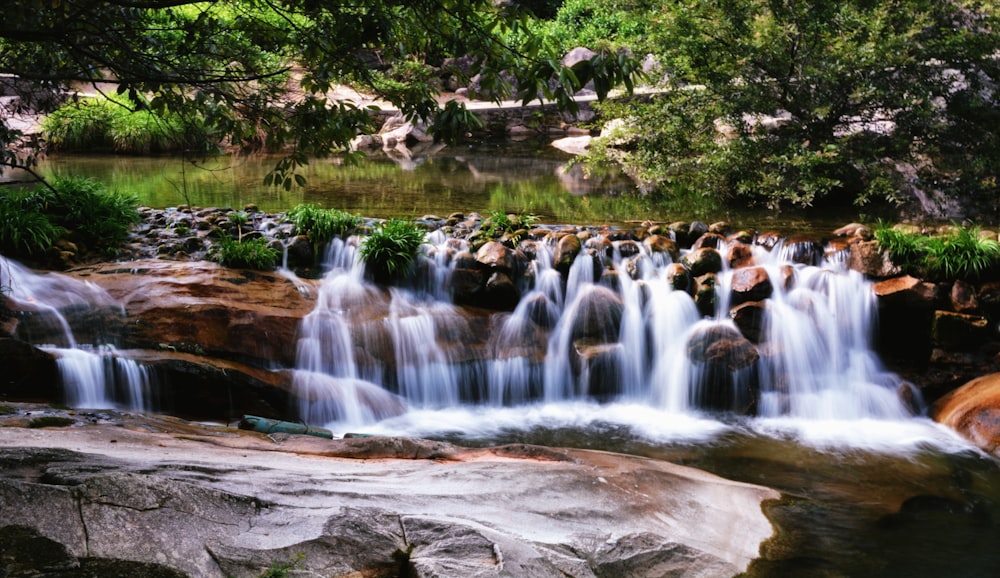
[
  {"xmin": 212, "ymin": 237, "xmax": 279, "ymax": 270},
  {"xmin": 874, "ymin": 223, "xmax": 1000, "ymax": 281},
  {"xmin": 359, "ymin": 219, "xmax": 426, "ymax": 283},
  {"xmin": 42, "ymin": 96, "xmax": 208, "ymax": 154},
  {"xmin": 288, "ymin": 204, "xmax": 360, "ymax": 247},
  {"xmin": 0, "ymin": 189, "xmax": 64, "ymax": 257},
  {"xmin": 43, "ymin": 177, "xmax": 141, "ymax": 253}
]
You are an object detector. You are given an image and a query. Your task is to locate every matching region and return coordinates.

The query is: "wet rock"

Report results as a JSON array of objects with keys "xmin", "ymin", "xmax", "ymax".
[
  {"xmin": 476, "ymin": 241, "xmax": 516, "ymax": 274},
  {"xmin": 780, "ymin": 237, "xmax": 823, "ymax": 266},
  {"xmin": 873, "ymin": 275, "xmax": 938, "ymax": 308},
  {"xmin": 691, "ymin": 232, "xmax": 725, "ymax": 251},
  {"xmin": 616, "ymin": 239, "xmax": 642, "ymax": 258},
  {"xmin": 681, "ymin": 248, "xmax": 723, "ymax": 277},
  {"xmin": 694, "ymin": 274, "xmax": 719, "ymax": 318},
  {"xmin": 573, "ymin": 340, "xmax": 624, "ymax": 399},
  {"xmin": 643, "ymin": 234, "xmax": 680, "ymax": 263},
  {"xmin": 449, "ymin": 251, "xmax": 486, "ymax": 306},
  {"xmin": 0, "ymin": 338, "xmax": 60, "ymax": 401},
  {"xmin": 833, "ymin": 222, "xmax": 873, "ymax": 240},
  {"xmin": 686, "ymin": 324, "xmax": 760, "ymax": 414},
  {"xmin": 730, "ymin": 266, "xmax": 773, "ymax": 306},
  {"xmin": 585, "ymin": 236, "xmax": 614, "ymax": 263},
  {"xmin": 847, "ymin": 239, "xmax": 902, "ymax": 278},
  {"xmin": 731, "ymin": 301, "xmax": 767, "ymax": 344},
  {"xmin": 755, "ymin": 231, "xmax": 783, "ymax": 251},
  {"xmin": 569, "ymin": 286, "xmax": 624, "ymax": 343},
  {"xmin": 483, "ymin": 271, "xmax": 521, "ymax": 311},
  {"xmin": 553, "ymin": 233, "xmax": 582, "ymax": 274},
  {"xmin": 666, "ymin": 263, "xmax": 692, "ymax": 293},
  {"xmin": 931, "ymin": 372, "xmax": 1000, "ymax": 457},
  {"xmin": 951, "ymin": 280, "xmax": 979, "ymax": 314},
  {"xmin": 68, "ymin": 260, "xmax": 316, "ymax": 368},
  {"xmin": 727, "ymin": 243, "xmax": 755, "ymax": 269},
  {"xmin": 932, "ymin": 311, "xmax": 990, "ymax": 351},
  {"xmin": 284, "ymin": 234, "xmax": 315, "ymax": 269}
]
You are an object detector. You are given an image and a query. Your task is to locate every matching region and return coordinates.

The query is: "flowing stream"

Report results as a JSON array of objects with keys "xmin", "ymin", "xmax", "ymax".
[{"xmin": 1, "ymin": 256, "xmax": 152, "ymax": 411}]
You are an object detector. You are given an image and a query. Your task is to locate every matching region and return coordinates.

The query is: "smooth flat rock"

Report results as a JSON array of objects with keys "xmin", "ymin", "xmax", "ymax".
[{"xmin": 0, "ymin": 413, "xmax": 779, "ymax": 577}]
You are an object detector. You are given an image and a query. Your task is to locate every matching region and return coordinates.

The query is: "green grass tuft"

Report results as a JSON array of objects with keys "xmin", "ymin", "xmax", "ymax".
[
  {"xmin": 212, "ymin": 237, "xmax": 279, "ymax": 270},
  {"xmin": 359, "ymin": 219, "xmax": 426, "ymax": 283},
  {"xmin": 874, "ymin": 223, "xmax": 1000, "ymax": 281}
]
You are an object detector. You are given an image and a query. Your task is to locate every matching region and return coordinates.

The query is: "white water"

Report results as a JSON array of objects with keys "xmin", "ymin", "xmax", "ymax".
[
  {"xmin": 289, "ymin": 231, "xmax": 940, "ymax": 448},
  {"xmin": 2, "ymin": 256, "xmax": 152, "ymax": 410}
]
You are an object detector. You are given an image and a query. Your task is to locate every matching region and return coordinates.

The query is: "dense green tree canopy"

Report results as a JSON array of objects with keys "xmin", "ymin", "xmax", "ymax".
[
  {"xmin": 593, "ymin": 0, "xmax": 1000, "ymax": 214},
  {"xmin": 1, "ymin": 0, "xmax": 636, "ymax": 186}
]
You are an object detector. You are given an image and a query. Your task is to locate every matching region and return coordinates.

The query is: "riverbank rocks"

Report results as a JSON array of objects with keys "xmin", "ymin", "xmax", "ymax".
[
  {"xmin": 932, "ymin": 373, "xmax": 1000, "ymax": 457},
  {"xmin": 730, "ymin": 266, "xmax": 773, "ymax": 306},
  {"xmin": 681, "ymin": 247, "xmax": 723, "ymax": 277},
  {"xmin": 686, "ymin": 324, "xmax": 760, "ymax": 413}
]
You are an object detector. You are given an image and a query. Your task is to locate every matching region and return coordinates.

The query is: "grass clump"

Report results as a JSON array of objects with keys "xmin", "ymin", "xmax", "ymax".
[
  {"xmin": 42, "ymin": 96, "xmax": 207, "ymax": 154},
  {"xmin": 212, "ymin": 237, "xmax": 279, "ymax": 270},
  {"xmin": 359, "ymin": 219, "xmax": 426, "ymax": 283},
  {"xmin": 0, "ymin": 177, "xmax": 139, "ymax": 259},
  {"xmin": 483, "ymin": 209, "xmax": 539, "ymax": 238},
  {"xmin": 288, "ymin": 204, "xmax": 360, "ymax": 248},
  {"xmin": 874, "ymin": 223, "xmax": 1000, "ymax": 281}
]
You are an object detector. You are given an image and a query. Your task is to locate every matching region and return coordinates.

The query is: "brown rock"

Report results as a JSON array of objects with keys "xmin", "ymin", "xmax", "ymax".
[
  {"xmin": 642, "ymin": 235, "xmax": 680, "ymax": 262},
  {"xmin": 727, "ymin": 243, "xmax": 755, "ymax": 269},
  {"xmin": 681, "ymin": 248, "xmax": 723, "ymax": 277},
  {"xmin": 553, "ymin": 233, "xmax": 582, "ymax": 273},
  {"xmin": 476, "ymin": 241, "xmax": 516, "ymax": 274},
  {"xmin": 67, "ymin": 260, "xmax": 317, "ymax": 368},
  {"xmin": 847, "ymin": 239, "xmax": 902, "ymax": 278},
  {"xmin": 932, "ymin": 310, "xmax": 990, "ymax": 351},
  {"xmin": 730, "ymin": 267, "xmax": 773, "ymax": 306},
  {"xmin": 931, "ymin": 373, "xmax": 1000, "ymax": 457},
  {"xmin": 951, "ymin": 280, "xmax": 979, "ymax": 314},
  {"xmin": 873, "ymin": 275, "xmax": 938, "ymax": 308},
  {"xmin": 730, "ymin": 301, "xmax": 767, "ymax": 344}
]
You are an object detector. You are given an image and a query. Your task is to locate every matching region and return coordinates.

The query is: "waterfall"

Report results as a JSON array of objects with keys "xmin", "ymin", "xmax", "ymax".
[
  {"xmin": 292, "ymin": 229, "xmax": 916, "ymax": 430},
  {"xmin": 2, "ymin": 256, "xmax": 152, "ymax": 410}
]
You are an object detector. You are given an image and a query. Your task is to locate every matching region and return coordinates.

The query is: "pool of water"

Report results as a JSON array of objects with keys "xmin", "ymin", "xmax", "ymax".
[{"xmin": 23, "ymin": 141, "xmax": 861, "ymax": 236}]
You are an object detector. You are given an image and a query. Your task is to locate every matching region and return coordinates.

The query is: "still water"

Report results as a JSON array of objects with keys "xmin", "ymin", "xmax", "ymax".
[{"xmin": 28, "ymin": 141, "xmax": 854, "ymax": 234}]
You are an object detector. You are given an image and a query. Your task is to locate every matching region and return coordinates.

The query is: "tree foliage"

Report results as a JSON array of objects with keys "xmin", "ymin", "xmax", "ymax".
[
  {"xmin": 593, "ymin": 0, "xmax": 1000, "ymax": 212},
  {"xmin": 0, "ymin": 0, "xmax": 639, "ymax": 187}
]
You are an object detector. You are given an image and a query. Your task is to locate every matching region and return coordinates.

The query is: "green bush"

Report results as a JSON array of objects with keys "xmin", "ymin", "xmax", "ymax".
[
  {"xmin": 212, "ymin": 237, "xmax": 279, "ymax": 270},
  {"xmin": 0, "ymin": 177, "xmax": 138, "ymax": 258},
  {"xmin": 288, "ymin": 204, "xmax": 360, "ymax": 248},
  {"xmin": 44, "ymin": 177, "xmax": 141, "ymax": 252},
  {"xmin": 359, "ymin": 219, "xmax": 426, "ymax": 283},
  {"xmin": 874, "ymin": 224, "xmax": 1000, "ymax": 281},
  {"xmin": 0, "ymin": 189, "xmax": 64, "ymax": 257},
  {"xmin": 482, "ymin": 209, "xmax": 539, "ymax": 240},
  {"xmin": 42, "ymin": 96, "xmax": 208, "ymax": 154}
]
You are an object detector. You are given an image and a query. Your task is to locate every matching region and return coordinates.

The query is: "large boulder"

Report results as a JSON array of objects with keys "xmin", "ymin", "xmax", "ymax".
[
  {"xmin": 931, "ymin": 373, "xmax": 1000, "ymax": 457},
  {"xmin": 0, "ymin": 419, "xmax": 780, "ymax": 577},
  {"xmin": 67, "ymin": 260, "xmax": 318, "ymax": 368},
  {"xmin": 729, "ymin": 266, "xmax": 773, "ymax": 306},
  {"xmin": 681, "ymin": 248, "xmax": 723, "ymax": 277}
]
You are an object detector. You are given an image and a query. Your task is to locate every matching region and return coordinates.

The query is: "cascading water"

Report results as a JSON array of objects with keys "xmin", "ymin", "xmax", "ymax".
[
  {"xmin": 291, "ymin": 228, "xmax": 920, "ymax": 438},
  {"xmin": 1, "ymin": 256, "xmax": 152, "ymax": 410}
]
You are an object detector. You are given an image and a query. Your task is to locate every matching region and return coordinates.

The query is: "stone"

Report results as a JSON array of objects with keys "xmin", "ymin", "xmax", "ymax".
[
  {"xmin": 951, "ymin": 280, "xmax": 979, "ymax": 314},
  {"xmin": 666, "ymin": 263, "xmax": 692, "ymax": 293},
  {"xmin": 483, "ymin": 271, "xmax": 521, "ymax": 311},
  {"xmin": 569, "ymin": 286, "xmax": 624, "ymax": 344},
  {"xmin": 66, "ymin": 260, "xmax": 317, "ymax": 368},
  {"xmin": 932, "ymin": 310, "xmax": 990, "ymax": 351},
  {"xmin": 0, "ymin": 423, "xmax": 779, "ymax": 578},
  {"xmin": 931, "ymin": 373, "xmax": 1000, "ymax": 457},
  {"xmin": 780, "ymin": 237, "xmax": 823, "ymax": 266},
  {"xmin": 731, "ymin": 301, "xmax": 767, "ymax": 344},
  {"xmin": 847, "ymin": 239, "xmax": 903, "ymax": 278},
  {"xmin": 642, "ymin": 234, "xmax": 680, "ymax": 263},
  {"xmin": 476, "ymin": 241, "xmax": 516, "ymax": 274},
  {"xmin": 553, "ymin": 233, "xmax": 582, "ymax": 274},
  {"xmin": 727, "ymin": 243, "xmax": 755, "ymax": 269},
  {"xmin": 681, "ymin": 248, "xmax": 723, "ymax": 277},
  {"xmin": 686, "ymin": 324, "xmax": 760, "ymax": 414},
  {"xmin": 573, "ymin": 340, "xmax": 624, "ymax": 399},
  {"xmin": 691, "ymin": 232, "xmax": 725, "ymax": 251},
  {"xmin": 694, "ymin": 274, "xmax": 718, "ymax": 318},
  {"xmin": 730, "ymin": 266, "xmax": 773, "ymax": 306},
  {"xmin": 874, "ymin": 275, "xmax": 938, "ymax": 308}
]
